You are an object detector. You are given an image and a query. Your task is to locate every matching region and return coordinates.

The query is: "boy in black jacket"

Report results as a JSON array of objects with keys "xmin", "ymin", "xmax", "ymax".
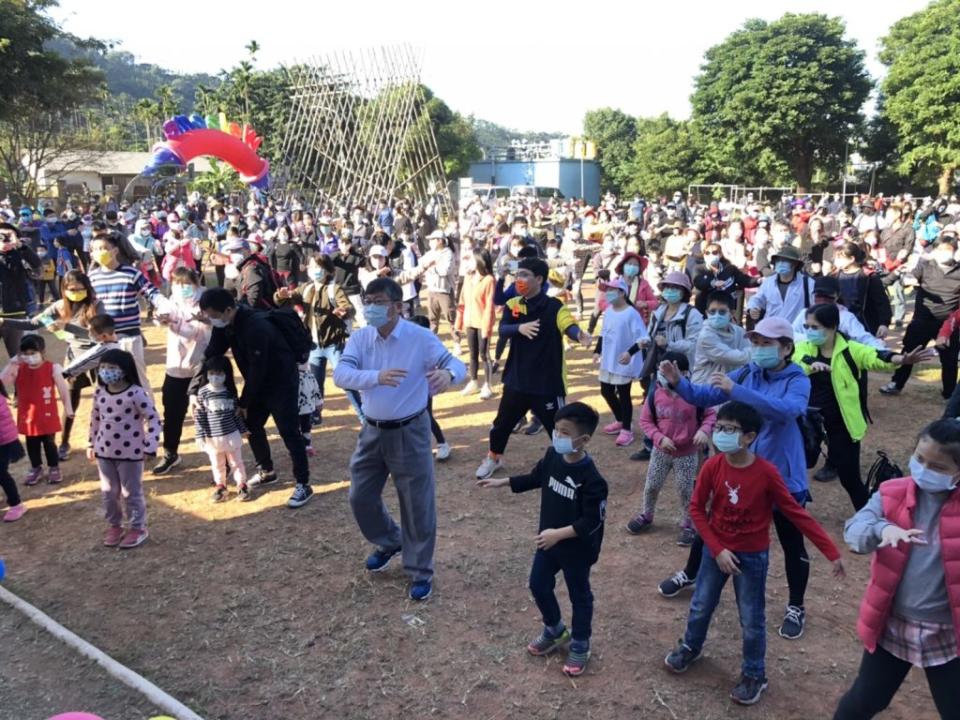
[{"xmin": 478, "ymin": 401, "xmax": 608, "ymax": 677}]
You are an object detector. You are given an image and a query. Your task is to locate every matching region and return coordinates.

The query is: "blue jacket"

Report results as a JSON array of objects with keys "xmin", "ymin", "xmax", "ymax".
[
  {"xmin": 40, "ymin": 220, "xmax": 67, "ymax": 254},
  {"xmin": 673, "ymin": 361, "xmax": 811, "ymax": 494}
]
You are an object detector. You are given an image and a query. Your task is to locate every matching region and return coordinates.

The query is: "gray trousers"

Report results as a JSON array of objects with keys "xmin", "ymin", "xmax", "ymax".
[{"xmin": 349, "ymin": 412, "xmax": 436, "ymax": 581}]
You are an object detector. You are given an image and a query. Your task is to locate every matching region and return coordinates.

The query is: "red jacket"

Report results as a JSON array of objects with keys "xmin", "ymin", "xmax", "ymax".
[
  {"xmin": 856, "ymin": 478, "xmax": 960, "ymax": 653},
  {"xmin": 626, "ymin": 276, "xmax": 658, "ymax": 323}
]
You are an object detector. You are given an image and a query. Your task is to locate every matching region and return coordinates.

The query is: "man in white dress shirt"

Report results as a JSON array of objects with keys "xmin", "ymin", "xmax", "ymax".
[{"xmin": 334, "ymin": 278, "xmax": 466, "ymax": 601}]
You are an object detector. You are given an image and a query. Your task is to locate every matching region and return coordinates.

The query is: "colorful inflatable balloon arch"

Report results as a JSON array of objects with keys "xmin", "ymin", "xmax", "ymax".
[{"xmin": 143, "ymin": 112, "xmax": 269, "ymax": 192}]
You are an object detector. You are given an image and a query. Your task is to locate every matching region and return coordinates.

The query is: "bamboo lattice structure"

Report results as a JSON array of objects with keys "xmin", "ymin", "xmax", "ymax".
[{"xmin": 275, "ymin": 45, "xmax": 452, "ymax": 217}]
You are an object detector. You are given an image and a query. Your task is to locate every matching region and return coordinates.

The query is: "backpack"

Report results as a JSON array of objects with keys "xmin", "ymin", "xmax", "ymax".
[
  {"xmin": 265, "ymin": 306, "xmax": 313, "ymax": 364},
  {"xmin": 866, "ymin": 450, "xmax": 903, "ymax": 495}
]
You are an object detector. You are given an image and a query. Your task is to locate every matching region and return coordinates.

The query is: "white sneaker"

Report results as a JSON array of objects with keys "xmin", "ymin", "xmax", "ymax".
[
  {"xmin": 479, "ymin": 383, "xmax": 494, "ymax": 400},
  {"xmin": 461, "ymin": 380, "xmax": 479, "ymax": 396},
  {"xmin": 475, "ymin": 455, "xmax": 502, "ymax": 479},
  {"xmin": 436, "ymin": 442, "xmax": 451, "ymax": 461}
]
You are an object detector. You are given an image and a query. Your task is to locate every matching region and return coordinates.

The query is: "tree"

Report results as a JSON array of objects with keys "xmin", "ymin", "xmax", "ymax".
[
  {"xmin": 626, "ymin": 115, "xmax": 701, "ymax": 198},
  {"xmin": 690, "ymin": 14, "xmax": 872, "ymax": 192},
  {"xmin": 420, "ymin": 87, "xmax": 481, "ymax": 178},
  {"xmin": 188, "ymin": 158, "xmax": 244, "ymax": 197},
  {"xmin": 132, "ymin": 98, "xmax": 160, "ymax": 148},
  {"xmin": 582, "ymin": 108, "xmax": 637, "ymax": 194},
  {"xmin": 879, "ymin": 0, "xmax": 960, "ymax": 195}
]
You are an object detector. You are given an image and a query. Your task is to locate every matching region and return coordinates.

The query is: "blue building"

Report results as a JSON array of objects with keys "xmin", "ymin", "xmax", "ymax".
[{"xmin": 467, "ymin": 158, "xmax": 601, "ymax": 206}]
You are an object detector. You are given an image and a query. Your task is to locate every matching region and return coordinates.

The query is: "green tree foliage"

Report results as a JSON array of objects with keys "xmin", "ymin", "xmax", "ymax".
[
  {"xmin": 879, "ymin": 0, "xmax": 960, "ymax": 194},
  {"xmin": 582, "ymin": 108, "xmax": 637, "ymax": 194},
  {"xmin": 470, "ymin": 118, "xmax": 563, "ymax": 149},
  {"xmin": 420, "ymin": 87, "xmax": 481, "ymax": 178},
  {"xmin": 626, "ymin": 115, "xmax": 701, "ymax": 198},
  {"xmin": 691, "ymin": 14, "xmax": 871, "ymax": 192},
  {"xmin": 188, "ymin": 158, "xmax": 243, "ymax": 197}
]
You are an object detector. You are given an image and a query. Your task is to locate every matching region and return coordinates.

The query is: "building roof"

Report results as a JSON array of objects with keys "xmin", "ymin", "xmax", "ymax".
[{"xmin": 42, "ymin": 151, "xmax": 213, "ymax": 176}]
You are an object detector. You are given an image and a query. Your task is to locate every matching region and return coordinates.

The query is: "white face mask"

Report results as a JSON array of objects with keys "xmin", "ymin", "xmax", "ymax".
[
  {"xmin": 21, "ymin": 353, "xmax": 42, "ymax": 367},
  {"xmin": 207, "ymin": 373, "xmax": 226, "ymax": 388}
]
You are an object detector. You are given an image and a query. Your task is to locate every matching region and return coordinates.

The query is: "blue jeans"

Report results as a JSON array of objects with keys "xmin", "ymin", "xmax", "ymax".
[
  {"xmin": 528, "ymin": 545, "xmax": 594, "ymax": 647},
  {"xmin": 683, "ymin": 547, "xmax": 769, "ymax": 679},
  {"xmin": 309, "ymin": 344, "xmax": 364, "ymax": 421}
]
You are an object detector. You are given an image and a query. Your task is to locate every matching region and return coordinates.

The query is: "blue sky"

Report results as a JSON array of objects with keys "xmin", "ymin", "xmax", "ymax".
[{"xmin": 53, "ymin": 0, "xmax": 930, "ymax": 135}]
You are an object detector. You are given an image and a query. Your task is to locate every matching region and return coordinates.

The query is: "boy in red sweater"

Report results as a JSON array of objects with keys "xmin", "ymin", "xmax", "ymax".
[{"xmin": 664, "ymin": 400, "xmax": 845, "ymax": 706}]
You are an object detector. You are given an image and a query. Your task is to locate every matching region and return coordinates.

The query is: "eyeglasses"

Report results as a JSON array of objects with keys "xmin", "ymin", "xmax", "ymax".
[{"xmin": 714, "ymin": 424, "xmax": 742, "ymax": 434}]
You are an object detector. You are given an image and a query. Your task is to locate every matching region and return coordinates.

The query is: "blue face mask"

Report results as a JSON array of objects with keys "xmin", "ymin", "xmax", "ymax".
[
  {"xmin": 177, "ymin": 285, "xmax": 195, "ymax": 300},
  {"xmin": 604, "ymin": 290, "xmax": 621, "ymax": 304},
  {"xmin": 552, "ymin": 431, "xmax": 576, "ymax": 455},
  {"xmin": 775, "ymin": 261, "xmax": 794, "ymax": 276},
  {"xmin": 98, "ymin": 367, "xmax": 124, "ymax": 385},
  {"xmin": 661, "ymin": 288, "xmax": 683, "ymax": 304},
  {"xmin": 310, "ymin": 269, "xmax": 325, "ymax": 282},
  {"xmin": 623, "ymin": 263, "xmax": 640, "ymax": 278},
  {"xmin": 751, "ymin": 344, "xmax": 782, "ymax": 369},
  {"xmin": 805, "ymin": 328, "xmax": 827, "ymax": 346},
  {"xmin": 712, "ymin": 429, "xmax": 742, "ymax": 453},
  {"xmin": 363, "ymin": 303, "xmax": 390, "ymax": 328},
  {"xmin": 707, "ymin": 311, "xmax": 730, "ymax": 330},
  {"xmin": 910, "ymin": 457, "xmax": 958, "ymax": 493}
]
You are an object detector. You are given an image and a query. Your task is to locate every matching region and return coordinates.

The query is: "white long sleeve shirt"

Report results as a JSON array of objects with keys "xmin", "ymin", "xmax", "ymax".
[
  {"xmin": 746, "ymin": 272, "xmax": 816, "ymax": 321},
  {"xmin": 599, "ymin": 304, "xmax": 647, "ymax": 378}
]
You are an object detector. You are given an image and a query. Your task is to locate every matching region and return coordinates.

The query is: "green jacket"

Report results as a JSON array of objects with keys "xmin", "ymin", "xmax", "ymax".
[{"xmin": 792, "ymin": 334, "xmax": 894, "ymax": 441}]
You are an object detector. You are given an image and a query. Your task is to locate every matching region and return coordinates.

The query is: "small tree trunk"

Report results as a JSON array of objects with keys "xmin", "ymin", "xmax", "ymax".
[
  {"xmin": 938, "ymin": 165, "xmax": 956, "ymax": 196},
  {"xmin": 793, "ymin": 151, "xmax": 813, "ymax": 195}
]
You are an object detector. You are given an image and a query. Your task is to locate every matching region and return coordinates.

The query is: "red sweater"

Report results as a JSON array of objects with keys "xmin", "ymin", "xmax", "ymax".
[{"xmin": 690, "ymin": 453, "xmax": 841, "ymax": 561}]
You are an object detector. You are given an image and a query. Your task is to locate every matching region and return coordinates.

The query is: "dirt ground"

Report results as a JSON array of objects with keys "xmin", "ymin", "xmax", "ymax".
[{"xmin": 0, "ymin": 319, "xmax": 948, "ymax": 720}]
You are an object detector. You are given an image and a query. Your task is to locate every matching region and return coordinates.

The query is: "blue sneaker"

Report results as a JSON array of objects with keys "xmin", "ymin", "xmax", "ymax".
[
  {"xmin": 409, "ymin": 579, "xmax": 433, "ymax": 601},
  {"xmin": 365, "ymin": 546, "xmax": 402, "ymax": 572}
]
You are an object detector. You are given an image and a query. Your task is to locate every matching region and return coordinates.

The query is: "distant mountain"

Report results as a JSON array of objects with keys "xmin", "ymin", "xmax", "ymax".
[{"xmin": 470, "ymin": 118, "xmax": 565, "ymax": 149}]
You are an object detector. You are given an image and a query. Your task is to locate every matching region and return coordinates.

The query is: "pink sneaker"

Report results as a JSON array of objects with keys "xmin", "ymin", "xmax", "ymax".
[
  {"xmin": 23, "ymin": 467, "xmax": 43, "ymax": 486},
  {"xmin": 615, "ymin": 429, "xmax": 636, "ymax": 447},
  {"xmin": 602, "ymin": 421, "xmax": 623, "ymax": 435},
  {"xmin": 119, "ymin": 528, "xmax": 149, "ymax": 549},
  {"xmin": 47, "ymin": 468, "xmax": 62, "ymax": 484},
  {"xmin": 3, "ymin": 504, "xmax": 26, "ymax": 522},
  {"xmin": 306, "ymin": 446, "xmax": 316, "ymax": 457},
  {"xmin": 103, "ymin": 526, "xmax": 125, "ymax": 547}
]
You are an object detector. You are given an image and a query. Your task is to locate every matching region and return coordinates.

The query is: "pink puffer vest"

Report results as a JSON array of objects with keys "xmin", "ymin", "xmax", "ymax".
[
  {"xmin": 857, "ymin": 477, "xmax": 960, "ymax": 652},
  {"xmin": 0, "ymin": 395, "xmax": 18, "ymax": 446}
]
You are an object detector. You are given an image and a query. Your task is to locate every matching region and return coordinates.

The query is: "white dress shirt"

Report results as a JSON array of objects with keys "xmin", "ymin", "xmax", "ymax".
[
  {"xmin": 746, "ymin": 272, "xmax": 816, "ymax": 321},
  {"xmin": 333, "ymin": 318, "xmax": 467, "ymax": 421}
]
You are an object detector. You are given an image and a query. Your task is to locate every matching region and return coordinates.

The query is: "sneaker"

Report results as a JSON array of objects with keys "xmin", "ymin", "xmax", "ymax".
[
  {"xmin": 23, "ymin": 467, "xmax": 43, "ymax": 486},
  {"xmin": 730, "ymin": 674, "xmax": 769, "ymax": 706},
  {"xmin": 306, "ymin": 446, "xmax": 316, "ymax": 457},
  {"xmin": 658, "ymin": 570, "xmax": 695, "ymax": 598},
  {"xmin": 119, "ymin": 528, "xmax": 149, "ymax": 549},
  {"xmin": 436, "ymin": 442, "xmax": 451, "ymax": 461},
  {"xmin": 248, "ymin": 469, "xmax": 277, "ymax": 487},
  {"xmin": 460, "ymin": 380, "xmax": 479, "ymax": 396},
  {"xmin": 677, "ymin": 522, "xmax": 697, "ymax": 547},
  {"xmin": 475, "ymin": 455, "xmax": 502, "ymax": 479},
  {"xmin": 524, "ymin": 417, "xmax": 543, "ymax": 436},
  {"xmin": 46, "ymin": 468, "xmax": 62, "ymax": 485},
  {"xmin": 409, "ymin": 579, "xmax": 433, "ymax": 601},
  {"xmin": 237, "ymin": 484, "xmax": 252, "ymax": 502},
  {"xmin": 879, "ymin": 382, "xmax": 901, "ymax": 396},
  {"xmin": 103, "ymin": 526, "xmax": 125, "ymax": 547},
  {"xmin": 664, "ymin": 640, "xmax": 702, "ymax": 673},
  {"xmin": 57, "ymin": 443, "xmax": 70, "ymax": 462},
  {"xmin": 563, "ymin": 645, "xmax": 591, "ymax": 677},
  {"xmin": 152, "ymin": 453, "xmax": 181, "ymax": 475},
  {"xmin": 366, "ymin": 545, "xmax": 402, "ymax": 572},
  {"xmin": 615, "ymin": 429, "xmax": 635, "ymax": 447},
  {"xmin": 512, "ymin": 417, "xmax": 527, "ymax": 433},
  {"xmin": 211, "ymin": 485, "xmax": 228, "ymax": 503},
  {"xmin": 527, "ymin": 627, "xmax": 570, "ymax": 656},
  {"xmin": 630, "ymin": 448, "xmax": 651, "ymax": 462},
  {"xmin": 491, "ymin": 361, "xmax": 501, "ymax": 375},
  {"xmin": 287, "ymin": 483, "xmax": 313, "ymax": 508},
  {"xmin": 813, "ymin": 465, "xmax": 837, "ymax": 482},
  {"xmin": 2, "ymin": 504, "xmax": 26, "ymax": 522},
  {"xmin": 479, "ymin": 383, "xmax": 494, "ymax": 400},
  {"xmin": 626, "ymin": 512, "xmax": 654, "ymax": 534},
  {"xmin": 603, "ymin": 421, "xmax": 623, "ymax": 435},
  {"xmin": 779, "ymin": 605, "xmax": 805, "ymax": 639}
]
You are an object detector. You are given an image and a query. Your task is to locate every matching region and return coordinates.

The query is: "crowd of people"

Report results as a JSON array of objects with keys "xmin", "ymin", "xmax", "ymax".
[{"xmin": 0, "ymin": 186, "xmax": 959, "ymax": 715}]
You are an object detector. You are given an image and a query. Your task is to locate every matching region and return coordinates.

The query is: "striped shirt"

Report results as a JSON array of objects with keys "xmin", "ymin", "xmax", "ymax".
[
  {"xmin": 193, "ymin": 385, "xmax": 249, "ymax": 440},
  {"xmin": 88, "ymin": 264, "xmax": 163, "ymax": 334}
]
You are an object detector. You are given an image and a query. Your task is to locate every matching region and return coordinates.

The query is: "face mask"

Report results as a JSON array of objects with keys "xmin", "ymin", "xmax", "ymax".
[
  {"xmin": 64, "ymin": 289, "xmax": 87, "ymax": 303},
  {"xmin": 775, "ymin": 261, "xmax": 794, "ymax": 276},
  {"xmin": 510, "ymin": 246, "xmax": 523, "ymax": 256},
  {"xmin": 623, "ymin": 263, "xmax": 640, "ymax": 278},
  {"xmin": 604, "ymin": 290, "xmax": 620, "ymax": 304},
  {"xmin": 712, "ymin": 429, "xmax": 742, "ymax": 453},
  {"xmin": 339, "ymin": 243, "xmax": 351, "ymax": 254},
  {"xmin": 515, "ymin": 279, "xmax": 530, "ymax": 295},
  {"xmin": 177, "ymin": 285, "xmax": 196, "ymax": 300},
  {"xmin": 36, "ymin": 249, "xmax": 47, "ymax": 259},
  {"xmin": 278, "ymin": 234, "xmax": 289, "ymax": 244},
  {"xmin": 705, "ymin": 254, "xmax": 720, "ymax": 266},
  {"xmin": 602, "ymin": 241, "xmax": 615, "ymax": 252},
  {"xmin": 140, "ymin": 229, "xmax": 152, "ymax": 237},
  {"xmin": 935, "ymin": 252, "xmax": 955, "ymax": 266},
  {"xmin": 661, "ymin": 288, "xmax": 683, "ymax": 304},
  {"xmin": 224, "ymin": 264, "xmax": 240, "ymax": 280},
  {"xmin": 805, "ymin": 328, "xmax": 828, "ymax": 346},
  {"xmin": 656, "ymin": 371, "xmax": 670, "ymax": 388},
  {"xmin": 98, "ymin": 367, "xmax": 124, "ymax": 385},
  {"xmin": 21, "ymin": 353, "xmax": 42, "ymax": 367},
  {"xmin": 210, "ymin": 317, "xmax": 229, "ymax": 328},
  {"xmin": 45, "ymin": 217, "xmax": 56, "ymax": 225},
  {"xmin": 552, "ymin": 431, "xmax": 576, "ymax": 455},
  {"xmin": 910, "ymin": 457, "xmax": 958, "ymax": 493},
  {"xmin": 707, "ymin": 312, "xmax": 730, "ymax": 330},
  {"xmin": 93, "ymin": 250, "xmax": 113, "ymax": 267},
  {"xmin": 363, "ymin": 303, "xmax": 390, "ymax": 328},
  {"xmin": 751, "ymin": 344, "xmax": 782, "ymax": 369},
  {"xmin": 372, "ymin": 257, "xmax": 385, "ymax": 268},
  {"xmin": 207, "ymin": 373, "xmax": 226, "ymax": 388},
  {"xmin": 310, "ymin": 269, "xmax": 325, "ymax": 282}
]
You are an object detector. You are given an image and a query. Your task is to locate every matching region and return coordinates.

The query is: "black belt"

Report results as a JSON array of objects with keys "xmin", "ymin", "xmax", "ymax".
[{"xmin": 366, "ymin": 408, "xmax": 426, "ymax": 430}]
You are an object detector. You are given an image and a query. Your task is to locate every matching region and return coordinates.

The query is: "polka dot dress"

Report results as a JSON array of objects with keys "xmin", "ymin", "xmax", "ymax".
[{"xmin": 89, "ymin": 385, "xmax": 161, "ymax": 460}]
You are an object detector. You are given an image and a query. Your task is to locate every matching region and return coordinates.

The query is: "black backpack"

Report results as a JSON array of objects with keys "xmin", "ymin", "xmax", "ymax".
[
  {"xmin": 866, "ymin": 451, "xmax": 903, "ymax": 495},
  {"xmin": 265, "ymin": 306, "xmax": 313, "ymax": 364}
]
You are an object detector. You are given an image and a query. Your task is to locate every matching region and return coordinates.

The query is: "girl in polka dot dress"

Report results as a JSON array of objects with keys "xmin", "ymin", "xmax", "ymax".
[{"xmin": 86, "ymin": 349, "xmax": 161, "ymax": 550}]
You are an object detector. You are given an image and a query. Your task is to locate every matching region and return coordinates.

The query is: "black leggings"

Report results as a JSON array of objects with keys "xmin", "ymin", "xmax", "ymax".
[
  {"xmin": 825, "ymin": 415, "xmax": 869, "ymax": 510},
  {"xmin": 0, "ymin": 453, "xmax": 20, "ymax": 506},
  {"xmin": 466, "ymin": 327, "xmax": 491, "ymax": 384},
  {"xmin": 684, "ymin": 509, "xmax": 809, "ymax": 607},
  {"xmin": 494, "ymin": 333, "xmax": 508, "ymax": 363},
  {"xmin": 162, "ymin": 374, "xmax": 192, "ymax": 455},
  {"xmin": 892, "ymin": 308, "xmax": 959, "ymax": 396},
  {"xmin": 299, "ymin": 414, "xmax": 312, "ymax": 446},
  {"xmin": 834, "ymin": 645, "xmax": 960, "ymax": 719},
  {"xmin": 428, "ymin": 397, "xmax": 445, "ymax": 444},
  {"xmin": 599, "ymin": 381, "xmax": 633, "ymax": 428},
  {"xmin": 27, "ymin": 434, "xmax": 58, "ymax": 468}
]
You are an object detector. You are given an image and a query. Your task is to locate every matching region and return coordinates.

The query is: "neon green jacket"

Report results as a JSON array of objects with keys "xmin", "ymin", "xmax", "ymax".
[{"xmin": 792, "ymin": 334, "xmax": 894, "ymax": 441}]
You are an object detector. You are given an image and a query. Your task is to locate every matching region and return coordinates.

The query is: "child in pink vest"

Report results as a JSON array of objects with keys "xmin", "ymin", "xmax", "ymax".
[
  {"xmin": 0, "ymin": 383, "xmax": 26, "ymax": 522},
  {"xmin": 837, "ymin": 419, "xmax": 960, "ymax": 719}
]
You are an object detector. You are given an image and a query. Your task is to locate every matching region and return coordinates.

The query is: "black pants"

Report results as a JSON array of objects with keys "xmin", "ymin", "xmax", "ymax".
[
  {"xmin": 245, "ymin": 382, "xmax": 309, "ymax": 485},
  {"xmin": 834, "ymin": 645, "xmax": 960, "ymax": 719},
  {"xmin": 466, "ymin": 327, "xmax": 491, "ymax": 384},
  {"xmin": 214, "ymin": 264, "xmax": 225, "ymax": 288},
  {"xmin": 299, "ymin": 413, "xmax": 312, "ymax": 447},
  {"xmin": 26, "ymin": 434, "xmax": 58, "ymax": 468},
  {"xmin": 892, "ymin": 309, "xmax": 959, "ymax": 396},
  {"xmin": 600, "ymin": 381, "xmax": 633, "ymax": 428},
  {"xmin": 529, "ymin": 545, "xmax": 594, "ymax": 645},
  {"xmin": 36, "ymin": 279, "xmax": 59, "ymax": 304},
  {"xmin": 161, "ymin": 374, "xmax": 192, "ymax": 455},
  {"xmin": 428, "ymin": 397, "xmax": 444, "ymax": 444},
  {"xmin": 0, "ymin": 447, "xmax": 20, "ymax": 507},
  {"xmin": 825, "ymin": 415, "xmax": 869, "ymax": 510},
  {"xmin": 61, "ymin": 378, "xmax": 86, "ymax": 447},
  {"xmin": 494, "ymin": 334, "xmax": 508, "ymax": 362},
  {"xmin": 489, "ymin": 387, "xmax": 563, "ymax": 455},
  {"xmin": 684, "ymin": 509, "xmax": 809, "ymax": 608}
]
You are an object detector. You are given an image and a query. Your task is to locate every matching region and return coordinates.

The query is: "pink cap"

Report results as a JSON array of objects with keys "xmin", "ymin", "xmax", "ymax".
[{"xmin": 747, "ymin": 316, "xmax": 794, "ymax": 341}]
